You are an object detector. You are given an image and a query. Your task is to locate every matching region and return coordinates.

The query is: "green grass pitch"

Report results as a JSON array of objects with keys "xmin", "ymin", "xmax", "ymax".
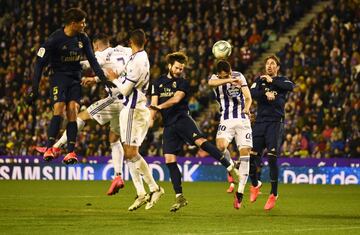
[{"xmin": 0, "ymin": 181, "xmax": 359, "ymax": 235}]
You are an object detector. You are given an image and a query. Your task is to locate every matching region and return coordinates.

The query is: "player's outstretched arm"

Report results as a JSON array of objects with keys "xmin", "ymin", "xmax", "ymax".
[
  {"xmin": 156, "ymin": 91, "xmax": 185, "ymax": 110},
  {"xmin": 82, "ymin": 34, "xmax": 108, "ymax": 83},
  {"xmin": 241, "ymin": 86, "xmax": 252, "ymax": 115},
  {"xmin": 32, "ymin": 57, "xmax": 48, "ymax": 98},
  {"xmin": 107, "ymin": 71, "xmax": 136, "ymax": 97},
  {"xmin": 30, "ymin": 41, "xmax": 52, "ymax": 104},
  {"xmin": 250, "ymin": 77, "xmax": 266, "ymax": 100},
  {"xmin": 271, "ymin": 77, "xmax": 295, "ymax": 91},
  {"xmin": 208, "ymin": 77, "xmax": 237, "ymax": 88},
  {"xmin": 149, "ymin": 95, "xmax": 159, "ymax": 128}
]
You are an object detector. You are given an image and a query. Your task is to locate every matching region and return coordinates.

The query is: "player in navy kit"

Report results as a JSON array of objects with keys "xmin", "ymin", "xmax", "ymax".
[
  {"xmin": 29, "ymin": 8, "xmax": 114, "ymax": 164},
  {"xmin": 249, "ymin": 55, "xmax": 294, "ymax": 210},
  {"xmin": 150, "ymin": 52, "xmax": 240, "ymax": 212}
]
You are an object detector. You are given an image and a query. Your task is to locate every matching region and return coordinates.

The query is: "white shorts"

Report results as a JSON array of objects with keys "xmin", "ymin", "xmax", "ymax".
[
  {"xmin": 216, "ymin": 118, "xmax": 253, "ymax": 149},
  {"xmin": 87, "ymin": 96, "xmax": 123, "ymax": 135},
  {"xmin": 120, "ymin": 107, "xmax": 150, "ymax": 146}
]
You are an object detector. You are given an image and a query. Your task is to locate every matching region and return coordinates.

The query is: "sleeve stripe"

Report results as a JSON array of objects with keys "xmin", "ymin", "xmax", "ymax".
[{"xmin": 125, "ymin": 77, "xmax": 137, "ymax": 83}]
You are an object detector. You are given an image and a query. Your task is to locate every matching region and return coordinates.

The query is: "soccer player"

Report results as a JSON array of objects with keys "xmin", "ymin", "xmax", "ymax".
[
  {"xmin": 107, "ymin": 29, "xmax": 164, "ymax": 211},
  {"xmin": 150, "ymin": 52, "xmax": 240, "ymax": 212},
  {"xmin": 29, "ymin": 8, "xmax": 115, "ymax": 165},
  {"xmin": 208, "ymin": 60, "xmax": 252, "ymax": 209},
  {"xmin": 249, "ymin": 55, "xmax": 294, "ymax": 210},
  {"xmin": 35, "ymin": 33, "xmax": 133, "ymax": 195}
]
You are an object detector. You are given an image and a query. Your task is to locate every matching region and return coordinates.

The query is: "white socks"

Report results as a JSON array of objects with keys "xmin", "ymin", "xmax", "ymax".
[
  {"xmin": 54, "ymin": 117, "xmax": 85, "ymax": 148},
  {"xmin": 110, "ymin": 140, "xmax": 124, "ymax": 176},
  {"xmin": 127, "ymin": 154, "xmax": 158, "ymax": 192},
  {"xmin": 127, "ymin": 154, "xmax": 159, "ymax": 195},
  {"xmin": 237, "ymin": 155, "xmax": 250, "ymax": 194},
  {"xmin": 127, "ymin": 160, "xmax": 146, "ymax": 197},
  {"xmin": 134, "ymin": 154, "xmax": 159, "ymax": 192}
]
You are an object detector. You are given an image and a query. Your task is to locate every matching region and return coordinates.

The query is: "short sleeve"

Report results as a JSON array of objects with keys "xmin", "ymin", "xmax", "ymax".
[
  {"xmin": 237, "ymin": 73, "xmax": 248, "ymax": 87},
  {"xmin": 151, "ymin": 81, "xmax": 159, "ymax": 96},
  {"xmin": 177, "ymin": 78, "xmax": 190, "ymax": 94}
]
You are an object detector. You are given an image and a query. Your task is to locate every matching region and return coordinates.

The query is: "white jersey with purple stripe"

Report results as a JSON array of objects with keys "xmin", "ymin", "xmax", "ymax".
[
  {"xmin": 95, "ymin": 45, "xmax": 132, "ymax": 75},
  {"xmin": 120, "ymin": 50, "xmax": 150, "ymax": 109},
  {"xmin": 210, "ymin": 71, "xmax": 249, "ymax": 121},
  {"xmin": 82, "ymin": 45, "xmax": 132, "ymax": 103}
]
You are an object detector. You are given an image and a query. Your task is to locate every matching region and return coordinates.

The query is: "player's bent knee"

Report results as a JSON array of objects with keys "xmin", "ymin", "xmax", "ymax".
[
  {"xmin": 215, "ymin": 141, "xmax": 227, "ymax": 152},
  {"xmin": 108, "ymin": 131, "xmax": 120, "ymax": 143},
  {"xmin": 194, "ymin": 137, "xmax": 207, "ymax": 147},
  {"xmin": 78, "ymin": 110, "xmax": 91, "ymax": 121},
  {"xmin": 216, "ymin": 145, "xmax": 226, "ymax": 152},
  {"xmin": 66, "ymin": 103, "xmax": 79, "ymax": 121},
  {"xmin": 53, "ymin": 110, "xmax": 64, "ymax": 116},
  {"xmin": 66, "ymin": 110, "xmax": 78, "ymax": 121},
  {"xmin": 53, "ymin": 102, "xmax": 66, "ymax": 116},
  {"xmin": 123, "ymin": 145, "xmax": 138, "ymax": 159},
  {"xmin": 239, "ymin": 147, "xmax": 251, "ymax": 156},
  {"xmin": 67, "ymin": 101, "xmax": 79, "ymax": 110},
  {"xmin": 164, "ymin": 154, "xmax": 177, "ymax": 163}
]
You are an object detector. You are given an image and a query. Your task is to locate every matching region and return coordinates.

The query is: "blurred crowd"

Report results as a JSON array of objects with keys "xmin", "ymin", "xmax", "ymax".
[
  {"xmin": 0, "ymin": 0, "xmax": 358, "ymax": 159},
  {"xmin": 276, "ymin": 0, "xmax": 359, "ymax": 158}
]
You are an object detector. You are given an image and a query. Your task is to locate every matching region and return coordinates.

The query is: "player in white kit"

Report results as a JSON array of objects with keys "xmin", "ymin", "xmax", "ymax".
[
  {"xmin": 35, "ymin": 34, "xmax": 135, "ymax": 195},
  {"xmin": 208, "ymin": 60, "xmax": 253, "ymax": 209},
  {"xmin": 107, "ymin": 29, "xmax": 164, "ymax": 211}
]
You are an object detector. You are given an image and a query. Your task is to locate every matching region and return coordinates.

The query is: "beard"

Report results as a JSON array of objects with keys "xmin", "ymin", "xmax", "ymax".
[
  {"xmin": 266, "ymin": 69, "xmax": 275, "ymax": 77},
  {"xmin": 169, "ymin": 69, "xmax": 181, "ymax": 78}
]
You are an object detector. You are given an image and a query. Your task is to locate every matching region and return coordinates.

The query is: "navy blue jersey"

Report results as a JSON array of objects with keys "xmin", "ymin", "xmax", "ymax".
[
  {"xmin": 250, "ymin": 76, "xmax": 294, "ymax": 122},
  {"xmin": 32, "ymin": 28, "xmax": 106, "ymax": 91},
  {"xmin": 151, "ymin": 75, "xmax": 190, "ymax": 126}
]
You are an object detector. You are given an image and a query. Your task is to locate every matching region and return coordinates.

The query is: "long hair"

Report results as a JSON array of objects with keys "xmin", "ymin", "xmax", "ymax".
[{"xmin": 165, "ymin": 52, "xmax": 188, "ymax": 66}]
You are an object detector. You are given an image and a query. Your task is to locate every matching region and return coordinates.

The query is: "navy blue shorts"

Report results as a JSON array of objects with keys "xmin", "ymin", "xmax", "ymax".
[
  {"xmin": 163, "ymin": 115, "xmax": 204, "ymax": 155},
  {"xmin": 252, "ymin": 122, "xmax": 284, "ymax": 155},
  {"xmin": 50, "ymin": 73, "xmax": 82, "ymax": 104}
]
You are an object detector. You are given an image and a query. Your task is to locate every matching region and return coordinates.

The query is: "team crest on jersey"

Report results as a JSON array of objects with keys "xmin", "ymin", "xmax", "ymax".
[
  {"xmin": 62, "ymin": 45, "xmax": 67, "ymax": 50},
  {"xmin": 78, "ymin": 41, "xmax": 83, "ymax": 48},
  {"xmin": 172, "ymin": 81, "xmax": 177, "ymax": 88},
  {"xmin": 37, "ymin": 47, "xmax": 46, "ymax": 58},
  {"xmin": 159, "ymin": 84, "xmax": 163, "ymax": 88},
  {"xmin": 226, "ymin": 86, "xmax": 241, "ymax": 97}
]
